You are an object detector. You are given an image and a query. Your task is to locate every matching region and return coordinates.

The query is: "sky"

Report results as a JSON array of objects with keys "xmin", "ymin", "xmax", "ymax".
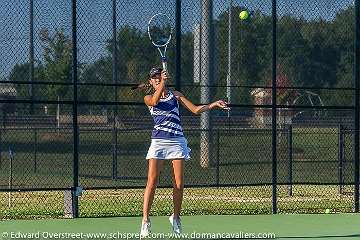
[{"xmin": 0, "ymin": 0, "xmax": 354, "ymax": 78}]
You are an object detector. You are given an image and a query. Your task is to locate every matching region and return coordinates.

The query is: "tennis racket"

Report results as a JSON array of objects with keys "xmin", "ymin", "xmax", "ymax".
[
  {"xmin": 131, "ymin": 13, "xmax": 172, "ymax": 92},
  {"xmin": 147, "ymin": 13, "xmax": 172, "ymax": 72}
]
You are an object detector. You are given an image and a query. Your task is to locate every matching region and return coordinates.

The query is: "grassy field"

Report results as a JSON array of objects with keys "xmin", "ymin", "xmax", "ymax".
[
  {"xmin": 0, "ymin": 185, "xmax": 354, "ymax": 219},
  {"xmin": 0, "ymin": 126, "xmax": 356, "ymax": 218},
  {"xmin": 0, "ymin": 126, "xmax": 353, "ymax": 186}
]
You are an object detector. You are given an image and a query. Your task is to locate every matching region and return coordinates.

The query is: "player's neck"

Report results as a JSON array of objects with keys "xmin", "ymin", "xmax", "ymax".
[{"xmin": 161, "ymin": 89, "xmax": 168, "ymax": 98}]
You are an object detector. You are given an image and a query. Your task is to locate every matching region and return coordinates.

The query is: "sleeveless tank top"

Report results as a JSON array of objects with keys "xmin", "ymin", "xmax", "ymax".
[{"xmin": 149, "ymin": 90, "xmax": 184, "ymax": 139}]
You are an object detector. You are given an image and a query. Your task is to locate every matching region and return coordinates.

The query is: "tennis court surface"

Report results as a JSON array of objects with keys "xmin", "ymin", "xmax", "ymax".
[{"xmin": 0, "ymin": 214, "xmax": 359, "ymax": 240}]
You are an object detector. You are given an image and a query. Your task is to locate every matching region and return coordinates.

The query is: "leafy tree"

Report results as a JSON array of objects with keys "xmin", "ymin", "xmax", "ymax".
[
  {"xmin": 8, "ymin": 62, "xmax": 46, "ymax": 114},
  {"xmin": 327, "ymin": 7, "xmax": 355, "ymax": 107},
  {"xmin": 68, "ymin": 6, "xmax": 357, "ymax": 108},
  {"xmin": 9, "ymin": 63, "xmax": 31, "ymax": 99},
  {"xmin": 40, "ymin": 28, "xmax": 72, "ymax": 102},
  {"xmin": 79, "ymin": 56, "xmax": 112, "ymax": 102},
  {"xmin": 215, "ymin": 7, "xmax": 272, "ymax": 105}
]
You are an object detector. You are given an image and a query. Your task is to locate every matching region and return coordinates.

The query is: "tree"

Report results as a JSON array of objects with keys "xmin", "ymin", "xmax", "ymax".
[
  {"xmin": 80, "ymin": 57, "xmax": 112, "ymax": 103},
  {"xmin": 8, "ymin": 62, "xmax": 46, "ymax": 114},
  {"xmin": 40, "ymin": 28, "xmax": 72, "ymax": 104},
  {"xmin": 9, "ymin": 63, "xmax": 31, "ymax": 99},
  {"xmin": 328, "ymin": 6, "xmax": 355, "ymax": 107},
  {"xmin": 216, "ymin": 7, "xmax": 272, "ymax": 105},
  {"xmin": 66, "ymin": 5, "xmax": 357, "ymax": 110}
]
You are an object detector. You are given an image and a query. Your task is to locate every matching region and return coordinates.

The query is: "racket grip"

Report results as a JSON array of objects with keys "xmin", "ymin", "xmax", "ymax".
[
  {"xmin": 161, "ymin": 56, "xmax": 167, "ymax": 72},
  {"xmin": 162, "ymin": 62, "xmax": 167, "ymax": 72}
]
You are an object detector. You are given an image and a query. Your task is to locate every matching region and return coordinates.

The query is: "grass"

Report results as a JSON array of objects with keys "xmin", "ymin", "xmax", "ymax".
[
  {"xmin": 0, "ymin": 126, "xmax": 355, "ymax": 219},
  {"xmin": 0, "ymin": 185, "xmax": 354, "ymax": 219}
]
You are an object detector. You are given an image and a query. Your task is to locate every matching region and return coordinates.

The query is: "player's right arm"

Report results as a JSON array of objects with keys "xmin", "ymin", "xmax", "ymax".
[
  {"xmin": 144, "ymin": 71, "xmax": 167, "ymax": 106},
  {"xmin": 173, "ymin": 91, "xmax": 229, "ymax": 114}
]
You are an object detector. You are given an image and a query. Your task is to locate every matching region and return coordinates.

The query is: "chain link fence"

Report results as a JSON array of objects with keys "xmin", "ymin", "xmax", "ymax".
[{"xmin": 0, "ymin": 0, "xmax": 359, "ymax": 219}]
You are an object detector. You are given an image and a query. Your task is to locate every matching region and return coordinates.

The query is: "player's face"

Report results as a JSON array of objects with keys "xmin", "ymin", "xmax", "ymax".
[{"xmin": 150, "ymin": 74, "xmax": 161, "ymax": 89}]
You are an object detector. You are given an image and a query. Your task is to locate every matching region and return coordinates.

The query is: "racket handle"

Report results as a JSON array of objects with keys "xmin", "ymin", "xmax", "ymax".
[
  {"xmin": 161, "ymin": 62, "xmax": 172, "ymax": 81},
  {"xmin": 162, "ymin": 62, "xmax": 167, "ymax": 72},
  {"xmin": 161, "ymin": 56, "xmax": 167, "ymax": 72}
]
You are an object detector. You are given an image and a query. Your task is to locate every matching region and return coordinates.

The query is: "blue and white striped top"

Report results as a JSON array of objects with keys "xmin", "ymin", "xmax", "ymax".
[{"xmin": 149, "ymin": 90, "xmax": 184, "ymax": 139}]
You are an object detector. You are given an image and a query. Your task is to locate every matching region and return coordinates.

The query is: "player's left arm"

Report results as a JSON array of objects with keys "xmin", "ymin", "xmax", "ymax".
[{"xmin": 173, "ymin": 91, "xmax": 230, "ymax": 115}]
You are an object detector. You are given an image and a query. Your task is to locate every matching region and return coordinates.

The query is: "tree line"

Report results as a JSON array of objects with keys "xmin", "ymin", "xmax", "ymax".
[{"xmin": 6, "ymin": 6, "xmax": 355, "ymax": 115}]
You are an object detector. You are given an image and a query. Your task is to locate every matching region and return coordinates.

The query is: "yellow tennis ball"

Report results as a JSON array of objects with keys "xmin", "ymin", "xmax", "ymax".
[
  {"xmin": 325, "ymin": 209, "xmax": 330, "ymax": 214},
  {"xmin": 239, "ymin": 10, "xmax": 249, "ymax": 20}
]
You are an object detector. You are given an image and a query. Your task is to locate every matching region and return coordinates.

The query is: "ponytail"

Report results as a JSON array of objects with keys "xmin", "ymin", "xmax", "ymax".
[{"xmin": 131, "ymin": 82, "xmax": 153, "ymax": 95}]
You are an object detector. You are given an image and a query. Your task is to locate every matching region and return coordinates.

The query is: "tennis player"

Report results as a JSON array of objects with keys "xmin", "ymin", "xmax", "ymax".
[{"xmin": 140, "ymin": 67, "xmax": 230, "ymax": 238}]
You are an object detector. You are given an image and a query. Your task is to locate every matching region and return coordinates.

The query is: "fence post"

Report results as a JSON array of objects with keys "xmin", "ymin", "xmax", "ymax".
[
  {"xmin": 33, "ymin": 128, "xmax": 37, "ymax": 173},
  {"xmin": 288, "ymin": 125, "xmax": 293, "ymax": 196},
  {"xmin": 71, "ymin": 0, "xmax": 79, "ymax": 218},
  {"xmin": 112, "ymin": 128, "xmax": 118, "ymax": 179},
  {"xmin": 175, "ymin": 0, "xmax": 181, "ymax": 91},
  {"xmin": 355, "ymin": 0, "xmax": 360, "ymax": 213},
  {"xmin": 0, "ymin": 128, "xmax": 2, "ymax": 170},
  {"xmin": 216, "ymin": 130, "xmax": 220, "ymax": 187},
  {"xmin": 29, "ymin": 0, "xmax": 34, "ymax": 115},
  {"xmin": 3, "ymin": 112, "xmax": 6, "ymax": 129},
  {"xmin": 271, "ymin": 0, "xmax": 278, "ymax": 214},
  {"xmin": 8, "ymin": 147, "xmax": 13, "ymax": 208},
  {"xmin": 111, "ymin": 0, "xmax": 118, "ymax": 180},
  {"xmin": 338, "ymin": 124, "xmax": 344, "ymax": 194}
]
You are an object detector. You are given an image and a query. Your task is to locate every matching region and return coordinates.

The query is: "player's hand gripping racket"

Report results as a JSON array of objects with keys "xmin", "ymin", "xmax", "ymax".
[{"xmin": 147, "ymin": 13, "xmax": 172, "ymax": 72}]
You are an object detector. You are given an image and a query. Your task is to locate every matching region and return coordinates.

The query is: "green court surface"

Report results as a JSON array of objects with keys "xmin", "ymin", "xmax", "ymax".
[{"xmin": 0, "ymin": 214, "xmax": 359, "ymax": 240}]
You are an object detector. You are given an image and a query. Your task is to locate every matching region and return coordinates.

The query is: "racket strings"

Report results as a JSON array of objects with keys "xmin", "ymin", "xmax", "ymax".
[{"xmin": 148, "ymin": 14, "xmax": 172, "ymax": 46}]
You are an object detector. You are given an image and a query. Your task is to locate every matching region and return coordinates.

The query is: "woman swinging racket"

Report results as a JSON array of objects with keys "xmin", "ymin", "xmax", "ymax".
[{"xmin": 140, "ymin": 67, "xmax": 230, "ymax": 238}]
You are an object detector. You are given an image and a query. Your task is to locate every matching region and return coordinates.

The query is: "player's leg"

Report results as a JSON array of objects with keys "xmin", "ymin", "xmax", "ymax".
[
  {"xmin": 169, "ymin": 159, "xmax": 184, "ymax": 234},
  {"xmin": 143, "ymin": 159, "xmax": 166, "ymax": 222},
  {"xmin": 171, "ymin": 159, "xmax": 185, "ymax": 218}
]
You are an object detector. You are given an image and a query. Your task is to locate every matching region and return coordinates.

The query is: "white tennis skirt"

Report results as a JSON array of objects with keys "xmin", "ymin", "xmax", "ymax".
[{"xmin": 146, "ymin": 137, "xmax": 191, "ymax": 161}]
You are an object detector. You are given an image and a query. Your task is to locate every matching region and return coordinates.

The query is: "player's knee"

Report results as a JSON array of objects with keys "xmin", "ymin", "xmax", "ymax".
[
  {"xmin": 173, "ymin": 182, "xmax": 184, "ymax": 191},
  {"xmin": 147, "ymin": 176, "xmax": 159, "ymax": 189}
]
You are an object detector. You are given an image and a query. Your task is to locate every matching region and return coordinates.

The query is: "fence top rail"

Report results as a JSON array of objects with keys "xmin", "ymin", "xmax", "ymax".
[
  {"xmin": 0, "ymin": 80, "xmax": 356, "ymax": 91},
  {"xmin": 0, "ymin": 125, "xmax": 354, "ymax": 132}
]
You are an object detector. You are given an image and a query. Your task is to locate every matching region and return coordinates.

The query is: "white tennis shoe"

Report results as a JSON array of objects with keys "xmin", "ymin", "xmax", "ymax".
[
  {"xmin": 169, "ymin": 214, "xmax": 182, "ymax": 234},
  {"xmin": 140, "ymin": 219, "xmax": 151, "ymax": 239}
]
